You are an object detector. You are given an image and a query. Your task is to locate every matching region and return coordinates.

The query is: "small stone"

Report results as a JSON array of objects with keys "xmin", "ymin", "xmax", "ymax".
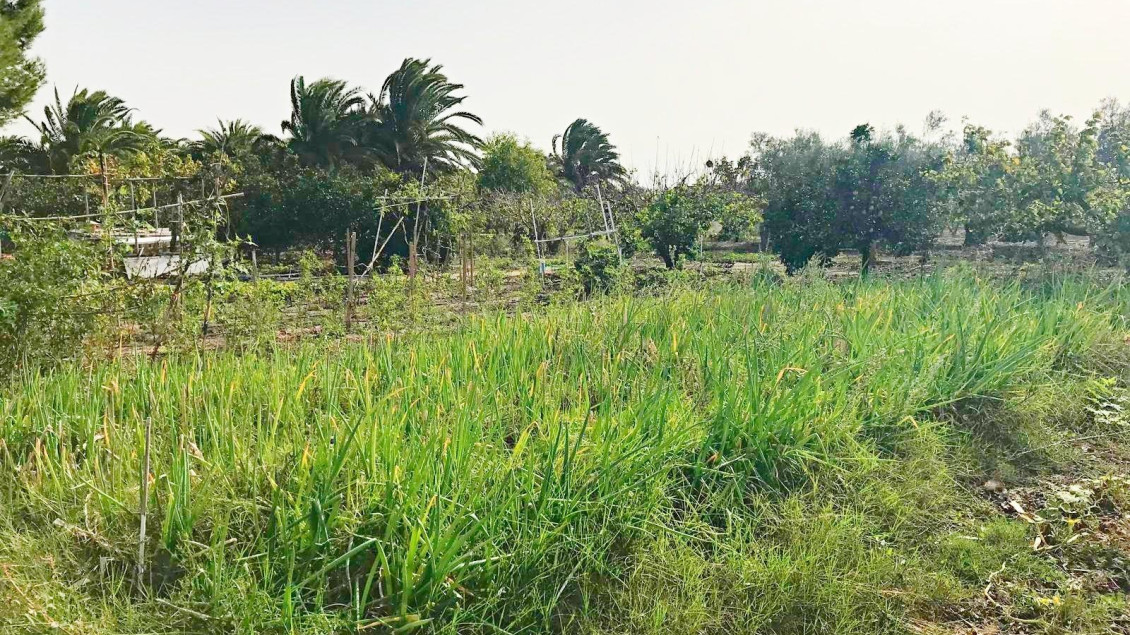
[{"xmin": 983, "ymin": 479, "xmax": 1006, "ymax": 493}]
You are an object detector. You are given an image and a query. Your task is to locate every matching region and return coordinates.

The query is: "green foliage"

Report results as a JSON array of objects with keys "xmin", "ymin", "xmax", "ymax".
[
  {"xmin": 0, "ymin": 0, "xmax": 44, "ymax": 127},
  {"xmin": 751, "ymin": 132, "xmax": 841, "ymax": 272},
  {"xmin": 936, "ymin": 111, "xmax": 1130, "ymax": 249},
  {"xmin": 755, "ymin": 125, "xmax": 944, "ymax": 273},
  {"xmin": 1097, "ymin": 208, "xmax": 1130, "ymax": 268},
  {"xmin": 836, "ymin": 125, "xmax": 945, "ymax": 270},
  {"xmin": 14, "ymin": 86, "xmax": 153, "ymax": 175},
  {"xmin": 933, "ymin": 124, "xmax": 1018, "ymax": 245},
  {"xmin": 551, "ymin": 118, "xmax": 626, "ymax": 193},
  {"xmin": 281, "ymin": 76, "xmax": 368, "ymax": 169},
  {"xmin": 0, "ymin": 228, "xmax": 104, "ymax": 372},
  {"xmin": 279, "ymin": 59, "xmax": 483, "ymax": 175},
  {"xmin": 477, "ymin": 133, "xmax": 554, "ymax": 195},
  {"xmin": 193, "ymin": 118, "xmax": 269, "ymax": 161},
  {"xmin": 639, "ymin": 185, "xmax": 750, "ymax": 268},
  {"xmin": 361, "ymin": 266, "xmax": 410, "ymax": 330},
  {"xmin": 704, "ymin": 156, "xmax": 764, "ymax": 241},
  {"xmin": 0, "ymin": 173, "xmax": 90, "ymax": 217},
  {"xmin": 214, "ymin": 279, "xmax": 286, "ymax": 350},
  {"xmin": 1012, "ymin": 112, "xmax": 1124, "ymax": 240},
  {"xmin": 1091, "ymin": 101, "xmax": 1130, "ymax": 267},
  {"xmin": 572, "ymin": 238, "xmax": 622, "ymax": 294},
  {"xmin": 367, "ymin": 57, "xmax": 483, "ymax": 175},
  {"xmin": 235, "ymin": 163, "xmax": 403, "ymax": 255}
]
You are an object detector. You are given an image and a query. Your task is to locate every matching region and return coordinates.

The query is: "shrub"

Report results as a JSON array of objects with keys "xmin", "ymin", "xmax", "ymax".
[
  {"xmin": 216, "ymin": 280, "xmax": 285, "ymax": 350},
  {"xmin": 639, "ymin": 187, "xmax": 716, "ymax": 269},
  {"xmin": 477, "ymin": 134, "xmax": 556, "ymax": 195},
  {"xmin": 574, "ymin": 239, "xmax": 623, "ymax": 294},
  {"xmin": 1095, "ymin": 209, "xmax": 1130, "ymax": 269},
  {"xmin": 0, "ymin": 230, "xmax": 105, "ymax": 373}
]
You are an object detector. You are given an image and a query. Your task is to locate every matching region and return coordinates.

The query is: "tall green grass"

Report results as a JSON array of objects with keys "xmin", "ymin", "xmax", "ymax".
[{"xmin": 0, "ymin": 269, "xmax": 1126, "ymax": 633}]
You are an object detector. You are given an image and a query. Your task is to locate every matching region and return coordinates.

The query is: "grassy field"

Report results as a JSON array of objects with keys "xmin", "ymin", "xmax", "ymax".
[{"xmin": 2, "ymin": 269, "xmax": 1129, "ymax": 634}]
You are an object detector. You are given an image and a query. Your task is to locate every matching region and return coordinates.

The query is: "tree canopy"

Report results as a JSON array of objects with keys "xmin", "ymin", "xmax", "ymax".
[
  {"xmin": 22, "ymin": 87, "xmax": 151, "ymax": 174},
  {"xmin": 366, "ymin": 58, "xmax": 483, "ymax": 175},
  {"xmin": 551, "ymin": 118, "xmax": 626, "ymax": 193},
  {"xmin": 0, "ymin": 0, "xmax": 44, "ymax": 126},
  {"xmin": 194, "ymin": 119, "xmax": 270, "ymax": 161},
  {"xmin": 754, "ymin": 124, "xmax": 944, "ymax": 273},
  {"xmin": 281, "ymin": 77, "xmax": 368, "ymax": 170},
  {"xmin": 477, "ymin": 134, "xmax": 554, "ymax": 195}
]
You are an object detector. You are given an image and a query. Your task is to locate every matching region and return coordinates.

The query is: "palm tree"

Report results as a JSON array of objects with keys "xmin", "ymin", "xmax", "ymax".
[
  {"xmin": 194, "ymin": 119, "xmax": 269, "ymax": 159},
  {"xmin": 0, "ymin": 135, "xmax": 48, "ymax": 173},
  {"xmin": 280, "ymin": 77, "xmax": 368, "ymax": 169},
  {"xmin": 27, "ymin": 87, "xmax": 148, "ymax": 175},
  {"xmin": 551, "ymin": 118, "xmax": 627, "ymax": 193},
  {"xmin": 366, "ymin": 58, "xmax": 483, "ymax": 175}
]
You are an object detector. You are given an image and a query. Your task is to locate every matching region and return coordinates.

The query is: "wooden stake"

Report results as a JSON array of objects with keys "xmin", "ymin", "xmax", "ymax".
[
  {"xmin": 99, "ymin": 152, "xmax": 110, "ymax": 208},
  {"xmin": 130, "ymin": 181, "xmax": 139, "ymax": 252},
  {"xmin": 202, "ymin": 271, "xmax": 215, "ymax": 337},
  {"xmin": 0, "ymin": 172, "xmax": 11, "ymax": 258},
  {"xmin": 408, "ymin": 158, "xmax": 428, "ymax": 282},
  {"xmin": 345, "ymin": 230, "xmax": 356, "ymax": 332},
  {"xmin": 136, "ymin": 416, "xmax": 152, "ymax": 588},
  {"xmin": 461, "ymin": 231, "xmax": 468, "ymax": 302},
  {"xmin": 530, "ymin": 200, "xmax": 545, "ymax": 276},
  {"xmin": 171, "ymin": 194, "xmax": 183, "ymax": 250}
]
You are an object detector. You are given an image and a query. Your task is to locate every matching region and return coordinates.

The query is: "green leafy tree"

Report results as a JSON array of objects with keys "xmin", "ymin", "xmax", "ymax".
[
  {"xmin": 24, "ymin": 87, "xmax": 149, "ymax": 175},
  {"xmin": 194, "ymin": 118, "xmax": 270, "ymax": 160},
  {"xmin": 477, "ymin": 133, "xmax": 554, "ymax": 195},
  {"xmin": 281, "ymin": 76, "xmax": 368, "ymax": 169},
  {"xmin": 1012, "ymin": 112, "xmax": 1121, "ymax": 242},
  {"xmin": 366, "ymin": 58, "xmax": 483, "ymax": 175},
  {"xmin": 0, "ymin": 225, "xmax": 105, "ymax": 372},
  {"xmin": 0, "ymin": 133, "xmax": 44, "ymax": 171},
  {"xmin": 753, "ymin": 131, "xmax": 842, "ymax": 272},
  {"xmin": 1093, "ymin": 100, "xmax": 1130, "ymax": 265},
  {"xmin": 704, "ymin": 156, "xmax": 762, "ymax": 240},
  {"xmin": 551, "ymin": 118, "xmax": 626, "ymax": 193},
  {"xmin": 640, "ymin": 184, "xmax": 736, "ymax": 268},
  {"xmin": 934, "ymin": 125, "xmax": 1018, "ymax": 245},
  {"xmin": 234, "ymin": 160, "xmax": 407, "ymax": 262},
  {"xmin": 833, "ymin": 124, "xmax": 944, "ymax": 273},
  {"xmin": 756, "ymin": 125, "xmax": 943, "ymax": 274},
  {"xmin": 573, "ymin": 239, "xmax": 623, "ymax": 294},
  {"xmin": 0, "ymin": 0, "xmax": 44, "ymax": 127},
  {"xmin": 1095, "ymin": 99, "xmax": 1130, "ymax": 176}
]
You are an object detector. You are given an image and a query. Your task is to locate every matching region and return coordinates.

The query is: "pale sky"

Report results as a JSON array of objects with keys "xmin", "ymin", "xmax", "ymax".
[{"xmin": 11, "ymin": 0, "xmax": 1130, "ymax": 177}]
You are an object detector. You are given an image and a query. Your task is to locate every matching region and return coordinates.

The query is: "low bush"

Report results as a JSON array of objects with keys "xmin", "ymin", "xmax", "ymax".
[{"xmin": 573, "ymin": 238, "xmax": 623, "ymax": 295}]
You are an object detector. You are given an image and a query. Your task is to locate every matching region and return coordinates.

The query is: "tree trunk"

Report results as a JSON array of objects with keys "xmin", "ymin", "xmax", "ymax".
[
  {"xmin": 963, "ymin": 223, "xmax": 987, "ymax": 247},
  {"xmin": 859, "ymin": 240, "xmax": 875, "ymax": 276}
]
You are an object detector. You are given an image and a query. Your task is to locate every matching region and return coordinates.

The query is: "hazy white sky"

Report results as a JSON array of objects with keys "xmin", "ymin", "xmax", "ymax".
[{"xmin": 12, "ymin": 0, "xmax": 1130, "ymax": 176}]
